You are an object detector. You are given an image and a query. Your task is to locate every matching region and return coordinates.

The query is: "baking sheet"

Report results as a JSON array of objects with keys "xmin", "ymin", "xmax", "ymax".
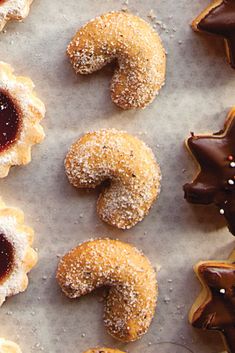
[{"xmin": 0, "ymin": 0, "xmax": 234, "ymax": 352}]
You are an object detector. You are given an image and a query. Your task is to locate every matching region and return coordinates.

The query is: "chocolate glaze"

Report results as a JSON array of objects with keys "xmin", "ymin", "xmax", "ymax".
[
  {"xmin": 192, "ymin": 263, "xmax": 235, "ymax": 353},
  {"xmin": 198, "ymin": 0, "xmax": 235, "ymax": 68},
  {"xmin": 183, "ymin": 112, "xmax": 235, "ymax": 235},
  {"xmin": 0, "ymin": 233, "xmax": 14, "ymax": 283},
  {"xmin": 0, "ymin": 89, "xmax": 21, "ymax": 152}
]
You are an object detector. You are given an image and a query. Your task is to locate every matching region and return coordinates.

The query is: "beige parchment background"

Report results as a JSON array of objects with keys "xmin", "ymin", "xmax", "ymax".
[{"xmin": 0, "ymin": 0, "xmax": 234, "ymax": 352}]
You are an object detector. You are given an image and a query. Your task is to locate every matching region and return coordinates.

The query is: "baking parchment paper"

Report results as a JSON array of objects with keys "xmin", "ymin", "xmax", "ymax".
[{"xmin": 1, "ymin": 0, "xmax": 234, "ymax": 352}]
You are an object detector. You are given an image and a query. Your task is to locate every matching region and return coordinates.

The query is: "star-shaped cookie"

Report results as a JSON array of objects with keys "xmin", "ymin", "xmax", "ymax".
[
  {"xmin": 183, "ymin": 107, "xmax": 235, "ymax": 236},
  {"xmin": 192, "ymin": 0, "xmax": 235, "ymax": 68},
  {"xmin": 189, "ymin": 250, "xmax": 235, "ymax": 353}
]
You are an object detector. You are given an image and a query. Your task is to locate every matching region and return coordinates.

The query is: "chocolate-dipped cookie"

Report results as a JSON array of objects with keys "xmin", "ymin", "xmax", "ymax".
[
  {"xmin": 183, "ymin": 107, "xmax": 235, "ymax": 236},
  {"xmin": 192, "ymin": 0, "xmax": 235, "ymax": 69},
  {"xmin": 189, "ymin": 250, "xmax": 235, "ymax": 353}
]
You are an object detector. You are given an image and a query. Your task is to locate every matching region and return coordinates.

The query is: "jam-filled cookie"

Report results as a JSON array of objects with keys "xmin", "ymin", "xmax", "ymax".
[
  {"xmin": 0, "ymin": 62, "xmax": 45, "ymax": 177},
  {"xmin": 0, "ymin": 338, "xmax": 22, "ymax": 353},
  {"xmin": 0, "ymin": 198, "xmax": 37, "ymax": 306},
  {"xmin": 192, "ymin": 0, "xmax": 235, "ymax": 69},
  {"xmin": 0, "ymin": 0, "xmax": 33, "ymax": 32},
  {"xmin": 183, "ymin": 107, "xmax": 235, "ymax": 236},
  {"xmin": 65, "ymin": 129, "xmax": 161, "ymax": 229},
  {"xmin": 189, "ymin": 250, "xmax": 235, "ymax": 353},
  {"xmin": 67, "ymin": 11, "xmax": 166, "ymax": 109},
  {"xmin": 84, "ymin": 349, "xmax": 125, "ymax": 353},
  {"xmin": 57, "ymin": 238, "xmax": 157, "ymax": 342}
]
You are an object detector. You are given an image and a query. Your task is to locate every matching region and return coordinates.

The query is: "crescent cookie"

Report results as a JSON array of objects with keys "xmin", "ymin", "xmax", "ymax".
[
  {"xmin": 189, "ymin": 250, "xmax": 235, "ymax": 353},
  {"xmin": 0, "ymin": 61, "xmax": 45, "ymax": 178},
  {"xmin": 67, "ymin": 11, "xmax": 166, "ymax": 109},
  {"xmin": 0, "ymin": 338, "xmax": 21, "ymax": 353},
  {"xmin": 83, "ymin": 349, "xmax": 125, "ymax": 353},
  {"xmin": 65, "ymin": 129, "xmax": 161, "ymax": 229},
  {"xmin": 192, "ymin": 0, "xmax": 235, "ymax": 69},
  {"xmin": 0, "ymin": 0, "xmax": 33, "ymax": 32},
  {"xmin": 57, "ymin": 238, "xmax": 157, "ymax": 342},
  {"xmin": 0, "ymin": 198, "xmax": 37, "ymax": 306}
]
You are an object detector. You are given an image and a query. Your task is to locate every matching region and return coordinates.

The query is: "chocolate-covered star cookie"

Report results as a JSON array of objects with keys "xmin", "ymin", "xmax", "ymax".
[
  {"xmin": 192, "ymin": 0, "xmax": 235, "ymax": 68},
  {"xmin": 183, "ymin": 108, "xmax": 235, "ymax": 235},
  {"xmin": 189, "ymin": 251, "xmax": 235, "ymax": 353}
]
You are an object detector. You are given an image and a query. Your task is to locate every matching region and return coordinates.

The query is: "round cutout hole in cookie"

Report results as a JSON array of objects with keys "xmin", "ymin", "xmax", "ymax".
[
  {"xmin": 0, "ymin": 89, "xmax": 21, "ymax": 152},
  {"xmin": 0, "ymin": 233, "xmax": 14, "ymax": 283}
]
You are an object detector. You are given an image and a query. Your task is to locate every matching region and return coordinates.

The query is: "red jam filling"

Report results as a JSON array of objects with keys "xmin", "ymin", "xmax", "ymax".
[
  {"xmin": 0, "ymin": 89, "xmax": 21, "ymax": 152},
  {"xmin": 0, "ymin": 233, "xmax": 14, "ymax": 283}
]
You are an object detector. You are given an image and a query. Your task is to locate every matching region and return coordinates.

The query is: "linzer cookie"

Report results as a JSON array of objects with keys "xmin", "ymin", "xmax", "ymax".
[
  {"xmin": 0, "ymin": 0, "xmax": 34, "ymax": 31},
  {"xmin": 0, "ymin": 198, "xmax": 37, "ymax": 306},
  {"xmin": 0, "ymin": 338, "xmax": 22, "ymax": 353},
  {"xmin": 0, "ymin": 62, "xmax": 45, "ymax": 177},
  {"xmin": 192, "ymin": 0, "xmax": 235, "ymax": 68},
  {"xmin": 183, "ymin": 107, "xmax": 235, "ymax": 236},
  {"xmin": 189, "ymin": 250, "xmax": 235, "ymax": 353}
]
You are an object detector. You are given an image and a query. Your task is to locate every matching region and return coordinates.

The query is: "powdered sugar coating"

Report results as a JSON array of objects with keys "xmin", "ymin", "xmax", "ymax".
[
  {"xmin": 0, "ymin": 61, "xmax": 45, "ymax": 177},
  {"xmin": 0, "ymin": 0, "xmax": 33, "ymax": 31},
  {"xmin": 65, "ymin": 129, "xmax": 161, "ymax": 229},
  {"xmin": 57, "ymin": 238, "xmax": 157, "ymax": 342},
  {"xmin": 84, "ymin": 349, "xmax": 125, "ymax": 353},
  {"xmin": 0, "ymin": 338, "xmax": 22, "ymax": 353},
  {"xmin": 67, "ymin": 11, "xmax": 166, "ymax": 109},
  {"xmin": 0, "ymin": 199, "xmax": 37, "ymax": 306}
]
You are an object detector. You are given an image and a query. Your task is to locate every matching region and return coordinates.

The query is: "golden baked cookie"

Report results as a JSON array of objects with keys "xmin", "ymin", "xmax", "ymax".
[
  {"xmin": 189, "ymin": 250, "xmax": 235, "ymax": 353},
  {"xmin": 0, "ymin": 0, "xmax": 33, "ymax": 32},
  {"xmin": 57, "ymin": 238, "xmax": 157, "ymax": 342},
  {"xmin": 67, "ymin": 11, "xmax": 166, "ymax": 109},
  {"xmin": 192, "ymin": 0, "xmax": 235, "ymax": 69},
  {"xmin": 0, "ymin": 198, "xmax": 37, "ymax": 306},
  {"xmin": 0, "ymin": 61, "xmax": 45, "ymax": 178},
  {"xmin": 65, "ymin": 129, "xmax": 161, "ymax": 229},
  {"xmin": 0, "ymin": 338, "xmax": 21, "ymax": 353},
  {"xmin": 83, "ymin": 349, "xmax": 125, "ymax": 353}
]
